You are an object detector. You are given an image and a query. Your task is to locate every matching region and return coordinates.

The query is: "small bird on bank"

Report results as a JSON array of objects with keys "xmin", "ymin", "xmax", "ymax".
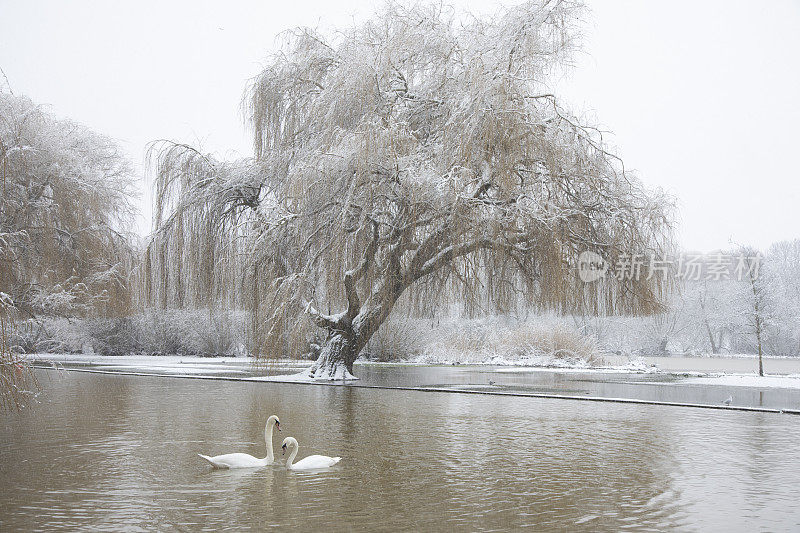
[
  {"xmin": 722, "ymin": 396, "xmax": 733, "ymax": 406},
  {"xmin": 488, "ymin": 379, "xmax": 496, "ymax": 386}
]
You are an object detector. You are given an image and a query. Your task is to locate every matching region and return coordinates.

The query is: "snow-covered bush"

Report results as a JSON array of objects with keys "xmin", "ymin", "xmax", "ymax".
[
  {"xmin": 180, "ymin": 309, "xmax": 248, "ymax": 357},
  {"xmin": 363, "ymin": 319, "xmax": 427, "ymax": 361},
  {"xmin": 134, "ymin": 309, "xmax": 184, "ymax": 355},
  {"xmin": 419, "ymin": 315, "xmax": 602, "ymax": 364},
  {"xmin": 86, "ymin": 318, "xmax": 141, "ymax": 356},
  {"xmin": 132, "ymin": 309, "xmax": 248, "ymax": 356},
  {"xmin": 10, "ymin": 309, "xmax": 248, "ymax": 357},
  {"xmin": 10, "ymin": 319, "xmax": 70, "ymax": 353},
  {"xmin": 362, "ymin": 314, "xmax": 602, "ymax": 365}
]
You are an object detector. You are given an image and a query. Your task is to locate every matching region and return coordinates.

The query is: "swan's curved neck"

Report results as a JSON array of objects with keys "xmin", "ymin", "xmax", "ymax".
[
  {"xmin": 264, "ymin": 421, "xmax": 275, "ymax": 462},
  {"xmin": 286, "ymin": 444, "xmax": 298, "ymax": 468}
]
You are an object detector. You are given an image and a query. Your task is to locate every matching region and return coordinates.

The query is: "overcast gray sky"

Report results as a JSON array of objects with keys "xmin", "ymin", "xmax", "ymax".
[{"xmin": 1, "ymin": 0, "xmax": 798, "ymax": 251}]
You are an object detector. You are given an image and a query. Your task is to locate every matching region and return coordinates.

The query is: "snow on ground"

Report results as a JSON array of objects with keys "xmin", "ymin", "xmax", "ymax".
[
  {"xmin": 248, "ymin": 369, "xmax": 359, "ymax": 383},
  {"xmin": 684, "ymin": 374, "xmax": 800, "ymax": 389},
  {"xmin": 403, "ymin": 354, "xmax": 661, "ymax": 374},
  {"xmin": 489, "ymin": 357, "xmax": 660, "ymax": 374},
  {"xmin": 27, "ymin": 353, "xmax": 310, "ymax": 377},
  {"xmin": 93, "ymin": 365, "xmax": 251, "ymax": 375},
  {"xmin": 248, "ymin": 371, "xmax": 314, "ymax": 383},
  {"xmin": 249, "ymin": 362, "xmax": 360, "ymax": 382},
  {"xmin": 27, "ymin": 353, "xmax": 308, "ymax": 368},
  {"xmin": 670, "ymin": 353, "xmax": 799, "ymax": 360},
  {"xmin": 28, "ymin": 353, "xmax": 358, "ymax": 381},
  {"xmin": 25, "ymin": 352, "xmax": 800, "ymax": 389}
]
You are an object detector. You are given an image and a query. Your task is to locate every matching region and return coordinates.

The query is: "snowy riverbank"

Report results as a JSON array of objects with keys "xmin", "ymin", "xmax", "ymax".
[{"xmin": 24, "ymin": 352, "xmax": 800, "ymax": 390}]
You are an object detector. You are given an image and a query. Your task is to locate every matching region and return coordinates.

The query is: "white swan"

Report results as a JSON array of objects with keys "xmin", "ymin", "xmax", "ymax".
[
  {"xmin": 281, "ymin": 437, "xmax": 341, "ymax": 471},
  {"xmin": 198, "ymin": 415, "xmax": 281, "ymax": 469}
]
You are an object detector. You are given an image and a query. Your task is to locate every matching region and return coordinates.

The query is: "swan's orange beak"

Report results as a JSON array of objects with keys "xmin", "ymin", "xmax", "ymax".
[
  {"xmin": 276, "ymin": 421, "xmax": 281, "ymax": 431},
  {"xmin": 281, "ymin": 443, "xmax": 287, "ymax": 455}
]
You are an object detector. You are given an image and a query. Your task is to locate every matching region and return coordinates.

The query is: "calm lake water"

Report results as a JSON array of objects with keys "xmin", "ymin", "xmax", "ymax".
[{"xmin": 2, "ymin": 369, "xmax": 800, "ymax": 531}]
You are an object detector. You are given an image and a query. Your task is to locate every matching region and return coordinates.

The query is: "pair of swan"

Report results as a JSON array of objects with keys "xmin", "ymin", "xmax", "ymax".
[{"xmin": 197, "ymin": 415, "xmax": 341, "ymax": 471}]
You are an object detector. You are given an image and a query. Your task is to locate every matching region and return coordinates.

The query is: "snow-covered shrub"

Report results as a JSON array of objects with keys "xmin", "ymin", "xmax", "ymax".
[
  {"xmin": 11, "ymin": 319, "xmax": 72, "ymax": 353},
  {"xmin": 11, "ymin": 317, "xmax": 97, "ymax": 354},
  {"xmin": 10, "ymin": 320, "xmax": 53, "ymax": 354},
  {"xmin": 134, "ymin": 310, "xmax": 186, "ymax": 355},
  {"xmin": 363, "ymin": 314, "xmax": 603, "ymax": 365},
  {"xmin": 416, "ymin": 315, "xmax": 602, "ymax": 365},
  {"xmin": 86, "ymin": 318, "xmax": 141, "ymax": 356},
  {"xmin": 134, "ymin": 309, "xmax": 247, "ymax": 356},
  {"xmin": 499, "ymin": 319, "xmax": 601, "ymax": 364},
  {"xmin": 11, "ymin": 309, "xmax": 248, "ymax": 357},
  {"xmin": 182, "ymin": 309, "xmax": 248, "ymax": 357},
  {"xmin": 42, "ymin": 318, "xmax": 94, "ymax": 353},
  {"xmin": 363, "ymin": 318, "xmax": 427, "ymax": 361}
]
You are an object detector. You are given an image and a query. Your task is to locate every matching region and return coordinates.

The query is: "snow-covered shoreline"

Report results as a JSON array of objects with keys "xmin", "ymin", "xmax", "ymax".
[{"xmin": 25, "ymin": 352, "xmax": 800, "ymax": 389}]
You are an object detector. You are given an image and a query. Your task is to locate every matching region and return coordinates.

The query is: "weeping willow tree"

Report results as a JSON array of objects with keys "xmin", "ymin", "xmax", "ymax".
[
  {"xmin": 150, "ymin": 1, "xmax": 672, "ymax": 378},
  {"xmin": 0, "ymin": 90, "xmax": 137, "ymax": 320},
  {"xmin": 0, "ymin": 89, "xmax": 134, "ymax": 405}
]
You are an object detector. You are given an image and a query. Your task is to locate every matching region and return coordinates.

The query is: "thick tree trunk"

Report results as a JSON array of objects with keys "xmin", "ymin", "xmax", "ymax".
[
  {"xmin": 308, "ymin": 329, "xmax": 358, "ymax": 380},
  {"xmin": 305, "ymin": 294, "xmax": 400, "ymax": 379}
]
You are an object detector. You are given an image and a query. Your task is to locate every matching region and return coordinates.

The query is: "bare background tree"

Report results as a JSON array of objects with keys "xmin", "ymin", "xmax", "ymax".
[
  {"xmin": 735, "ymin": 247, "xmax": 771, "ymax": 376},
  {"xmin": 148, "ymin": 1, "xmax": 673, "ymax": 378}
]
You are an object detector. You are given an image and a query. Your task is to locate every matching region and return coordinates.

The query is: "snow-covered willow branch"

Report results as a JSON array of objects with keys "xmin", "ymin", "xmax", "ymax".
[
  {"xmin": 0, "ymin": 90, "xmax": 137, "ymax": 320},
  {"xmin": 0, "ymin": 294, "xmax": 38, "ymax": 410}
]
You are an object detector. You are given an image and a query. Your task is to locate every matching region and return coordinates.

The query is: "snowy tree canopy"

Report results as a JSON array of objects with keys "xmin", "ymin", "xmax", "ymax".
[
  {"xmin": 149, "ymin": 1, "xmax": 673, "ymax": 378},
  {"xmin": 0, "ymin": 90, "xmax": 137, "ymax": 318}
]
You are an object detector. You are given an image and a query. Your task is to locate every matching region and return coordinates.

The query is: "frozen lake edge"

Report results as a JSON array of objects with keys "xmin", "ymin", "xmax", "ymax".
[{"xmin": 25, "ymin": 352, "xmax": 800, "ymax": 414}]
